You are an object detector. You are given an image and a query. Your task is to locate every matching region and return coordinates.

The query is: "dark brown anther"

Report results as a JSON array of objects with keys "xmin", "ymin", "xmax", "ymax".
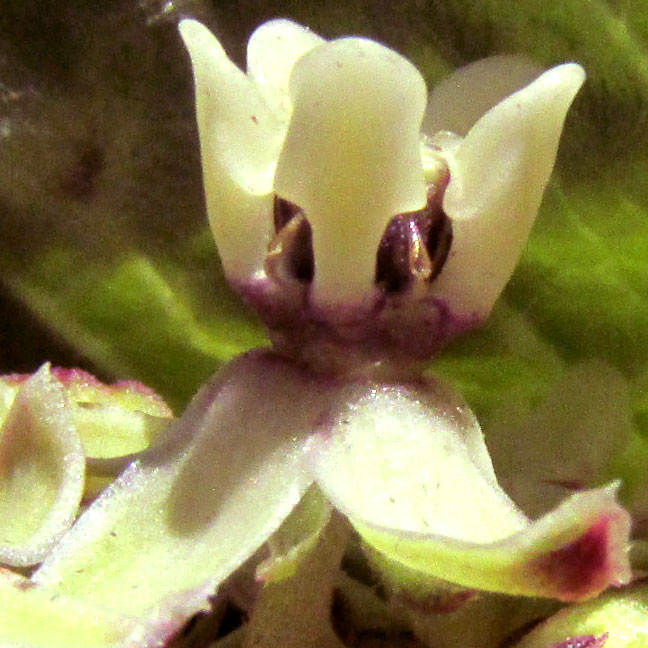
[
  {"xmin": 273, "ymin": 195, "xmax": 303, "ymax": 232},
  {"xmin": 425, "ymin": 199, "xmax": 453, "ymax": 282},
  {"xmin": 375, "ymin": 186, "xmax": 452, "ymax": 293},
  {"xmin": 375, "ymin": 214, "xmax": 416, "ymax": 292},
  {"xmin": 267, "ymin": 198, "xmax": 314, "ymax": 284}
]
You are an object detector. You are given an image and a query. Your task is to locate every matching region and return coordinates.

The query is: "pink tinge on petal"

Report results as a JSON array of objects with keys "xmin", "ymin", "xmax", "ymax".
[
  {"xmin": 0, "ymin": 373, "xmax": 33, "ymax": 386},
  {"xmin": 2, "ymin": 368, "xmax": 172, "ymax": 417},
  {"xmin": 53, "ymin": 370, "xmax": 173, "ymax": 417},
  {"xmin": 526, "ymin": 515, "xmax": 630, "ymax": 602},
  {"xmin": 50, "ymin": 367, "xmax": 105, "ymax": 388},
  {"xmin": 395, "ymin": 588, "xmax": 478, "ymax": 615},
  {"xmin": 5, "ymin": 367, "xmax": 103, "ymax": 388},
  {"xmin": 121, "ymin": 582, "xmax": 223, "ymax": 648},
  {"xmin": 549, "ymin": 634, "xmax": 609, "ymax": 648},
  {"xmin": 544, "ymin": 479, "xmax": 587, "ymax": 492}
]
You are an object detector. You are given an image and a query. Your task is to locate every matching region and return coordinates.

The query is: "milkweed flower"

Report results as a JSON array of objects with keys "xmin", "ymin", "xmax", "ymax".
[
  {"xmin": 179, "ymin": 18, "xmax": 587, "ymax": 362},
  {"xmin": 0, "ymin": 18, "xmax": 635, "ymax": 648}
]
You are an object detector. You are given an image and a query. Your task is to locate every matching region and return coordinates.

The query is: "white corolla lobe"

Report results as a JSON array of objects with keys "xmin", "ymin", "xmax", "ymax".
[
  {"xmin": 179, "ymin": 18, "xmax": 584, "ymax": 354},
  {"xmin": 0, "ymin": 28, "xmax": 626, "ymax": 648}
]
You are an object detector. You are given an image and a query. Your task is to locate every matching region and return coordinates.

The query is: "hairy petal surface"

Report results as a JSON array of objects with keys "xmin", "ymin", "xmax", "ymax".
[
  {"xmin": 436, "ymin": 63, "xmax": 585, "ymax": 318},
  {"xmin": 0, "ymin": 568, "xmax": 207, "ymax": 648},
  {"xmin": 274, "ymin": 36, "xmax": 427, "ymax": 312},
  {"xmin": 179, "ymin": 19, "xmax": 280, "ymax": 281},
  {"xmin": 357, "ymin": 486, "xmax": 629, "ymax": 602},
  {"xmin": 34, "ymin": 351, "xmax": 323, "ymax": 620},
  {"xmin": 308, "ymin": 377, "xmax": 527, "ymax": 540},
  {"xmin": 307, "ymin": 377, "xmax": 631, "ymax": 601},
  {"xmin": 0, "ymin": 366, "xmax": 84, "ymax": 567}
]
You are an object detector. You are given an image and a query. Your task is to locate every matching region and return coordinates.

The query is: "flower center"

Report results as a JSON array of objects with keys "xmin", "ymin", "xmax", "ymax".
[{"xmin": 268, "ymin": 174, "xmax": 452, "ymax": 296}]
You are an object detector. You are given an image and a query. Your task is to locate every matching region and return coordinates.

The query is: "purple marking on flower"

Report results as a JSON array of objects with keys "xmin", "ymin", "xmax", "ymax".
[
  {"xmin": 549, "ymin": 633, "xmax": 609, "ymax": 648},
  {"xmin": 2, "ymin": 367, "xmax": 173, "ymax": 418},
  {"xmin": 426, "ymin": 296, "xmax": 482, "ymax": 346},
  {"xmin": 232, "ymin": 277, "xmax": 482, "ymax": 365},
  {"xmin": 529, "ymin": 518, "xmax": 615, "ymax": 601},
  {"xmin": 544, "ymin": 479, "xmax": 586, "ymax": 491},
  {"xmin": 311, "ymin": 408, "xmax": 335, "ymax": 439}
]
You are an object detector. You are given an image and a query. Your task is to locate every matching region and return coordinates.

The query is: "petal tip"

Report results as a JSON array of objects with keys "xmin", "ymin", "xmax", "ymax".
[
  {"xmin": 435, "ymin": 59, "xmax": 585, "ymax": 318},
  {"xmin": 525, "ymin": 489, "xmax": 632, "ymax": 602},
  {"xmin": 178, "ymin": 18, "xmax": 217, "ymax": 52}
]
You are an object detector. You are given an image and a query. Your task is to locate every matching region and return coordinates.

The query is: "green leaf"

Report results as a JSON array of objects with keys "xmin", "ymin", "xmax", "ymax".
[{"xmin": 3, "ymin": 245, "xmax": 265, "ymax": 409}]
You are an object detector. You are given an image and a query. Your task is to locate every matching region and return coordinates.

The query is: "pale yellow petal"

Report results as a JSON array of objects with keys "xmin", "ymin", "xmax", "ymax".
[
  {"xmin": 423, "ymin": 55, "xmax": 543, "ymax": 137},
  {"xmin": 179, "ymin": 19, "xmax": 280, "ymax": 281},
  {"xmin": 247, "ymin": 19, "xmax": 325, "ymax": 120},
  {"xmin": 274, "ymin": 37, "xmax": 427, "ymax": 311},
  {"xmin": 437, "ymin": 63, "xmax": 585, "ymax": 317}
]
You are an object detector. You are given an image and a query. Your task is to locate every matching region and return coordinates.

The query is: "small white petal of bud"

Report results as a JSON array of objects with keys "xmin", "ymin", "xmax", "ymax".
[{"xmin": 423, "ymin": 55, "xmax": 544, "ymax": 138}]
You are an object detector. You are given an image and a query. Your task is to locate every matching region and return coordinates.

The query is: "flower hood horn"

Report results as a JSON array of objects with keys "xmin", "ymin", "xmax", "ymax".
[{"xmin": 179, "ymin": 18, "xmax": 584, "ymax": 360}]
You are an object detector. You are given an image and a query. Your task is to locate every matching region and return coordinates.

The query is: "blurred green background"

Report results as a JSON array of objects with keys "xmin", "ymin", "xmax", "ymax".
[{"xmin": 1, "ymin": 0, "xmax": 647, "ymax": 433}]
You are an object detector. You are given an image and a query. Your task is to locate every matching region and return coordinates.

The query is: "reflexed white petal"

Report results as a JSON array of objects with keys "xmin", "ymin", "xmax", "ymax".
[
  {"xmin": 307, "ymin": 376, "xmax": 528, "ymax": 542},
  {"xmin": 423, "ymin": 55, "xmax": 543, "ymax": 137},
  {"xmin": 0, "ymin": 365, "xmax": 84, "ymax": 567},
  {"xmin": 179, "ymin": 19, "xmax": 280, "ymax": 280},
  {"xmin": 437, "ymin": 63, "xmax": 585, "ymax": 317},
  {"xmin": 274, "ymin": 37, "xmax": 428, "ymax": 311},
  {"xmin": 307, "ymin": 378, "xmax": 630, "ymax": 601},
  {"xmin": 247, "ymin": 19, "xmax": 325, "ymax": 120},
  {"xmin": 34, "ymin": 351, "xmax": 325, "ymax": 619},
  {"xmin": 358, "ymin": 485, "xmax": 630, "ymax": 602}
]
